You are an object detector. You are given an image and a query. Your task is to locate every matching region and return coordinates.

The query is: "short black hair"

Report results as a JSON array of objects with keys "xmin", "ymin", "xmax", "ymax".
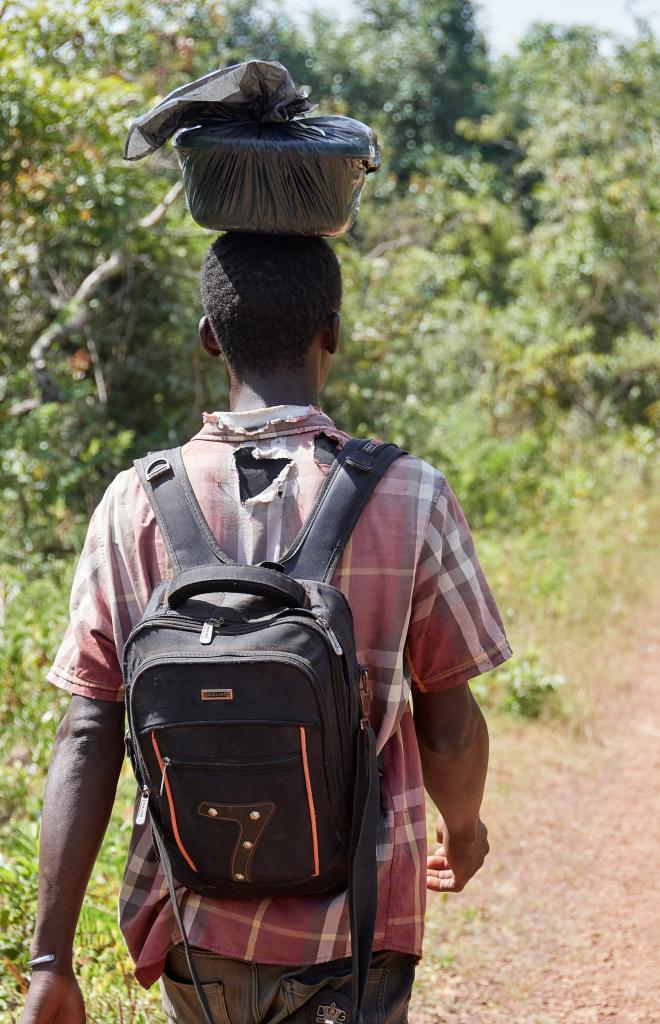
[{"xmin": 200, "ymin": 233, "xmax": 342, "ymax": 374}]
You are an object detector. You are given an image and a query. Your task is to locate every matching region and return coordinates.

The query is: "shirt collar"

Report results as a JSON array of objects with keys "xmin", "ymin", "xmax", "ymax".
[{"xmin": 197, "ymin": 404, "xmax": 341, "ymax": 442}]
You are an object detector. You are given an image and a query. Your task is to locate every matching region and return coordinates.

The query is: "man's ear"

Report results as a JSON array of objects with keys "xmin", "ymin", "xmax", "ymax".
[
  {"xmin": 199, "ymin": 315, "xmax": 221, "ymax": 358},
  {"xmin": 324, "ymin": 312, "xmax": 340, "ymax": 355}
]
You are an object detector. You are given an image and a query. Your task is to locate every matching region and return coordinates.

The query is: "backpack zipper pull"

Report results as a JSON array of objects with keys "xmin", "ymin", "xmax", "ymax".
[
  {"xmin": 136, "ymin": 786, "xmax": 149, "ymax": 825},
  {"xmin": 200, "ymin": 618, "xmax": 223, "ymax": 645},
  {"xmin": 315, "ymin": 615, "xmax": 343, "ymax": 656},
  {"xmin": 359, "ymin": 667, "xmax": 372, "ymax": 718},
  {"xmin": 159, "ymin": 757, "xmax": 171, "ymax": 796}
]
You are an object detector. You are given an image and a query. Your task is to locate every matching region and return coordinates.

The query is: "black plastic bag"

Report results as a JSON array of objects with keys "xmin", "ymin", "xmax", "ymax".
[{"xmin": 124, "ymin": 60, "xmax": 380, "ymax": 236}]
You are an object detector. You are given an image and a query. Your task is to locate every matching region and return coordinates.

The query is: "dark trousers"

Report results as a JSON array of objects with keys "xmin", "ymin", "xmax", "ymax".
[{"xmin": 160, "ymin": 943, "xmax": 417, "ymax": 1023}]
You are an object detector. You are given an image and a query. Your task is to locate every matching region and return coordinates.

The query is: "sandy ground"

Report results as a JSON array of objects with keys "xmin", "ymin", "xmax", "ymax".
[{"xmin": 409, "ymin": 605, "xmax": 660, "ymax": 1024}]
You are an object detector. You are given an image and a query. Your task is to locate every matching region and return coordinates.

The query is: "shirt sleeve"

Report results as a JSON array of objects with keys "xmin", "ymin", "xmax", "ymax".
[
  {"xmin": 47, "ymin": 496, "xmax": 124, "ymax": 703},
  {"xmin": 406, "ymin": 477, "xmax": 512, "ymax": 692}
]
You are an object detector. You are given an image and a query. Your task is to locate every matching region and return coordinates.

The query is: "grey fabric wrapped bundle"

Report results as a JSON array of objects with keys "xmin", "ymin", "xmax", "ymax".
[{"xmin": 124, "ymin": 60, "xmax": 380, "ymax": 236}]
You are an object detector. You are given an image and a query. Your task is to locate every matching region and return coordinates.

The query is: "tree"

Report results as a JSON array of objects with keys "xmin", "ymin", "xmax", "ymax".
[{"xmin": 298, "ymin": 0, "xmax": 493, "ymax": 182}]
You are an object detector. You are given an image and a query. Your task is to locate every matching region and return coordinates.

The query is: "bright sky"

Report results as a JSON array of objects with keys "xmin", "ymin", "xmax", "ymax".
[{"xmin": 282, "ymin": 0, "xmax": 658, "ymax": 53}]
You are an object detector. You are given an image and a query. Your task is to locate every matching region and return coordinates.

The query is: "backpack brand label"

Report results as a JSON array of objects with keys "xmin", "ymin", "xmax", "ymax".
[{"xmin": 201, "ymin": 688, "xmax": 233, "ymax": 701}]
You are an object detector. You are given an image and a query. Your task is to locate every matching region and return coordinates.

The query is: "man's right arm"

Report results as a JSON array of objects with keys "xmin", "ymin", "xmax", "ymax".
[
  {"xmin": 413, "ymin": 684, "xmax": 490, "ymax": 893},
  {"xmin": 20, "ymin": 694, "xmax": 125, "ymax": 1024},
  {"xmin": 406, "ymin": 475, "xmax": 512, "ymax": 893}
]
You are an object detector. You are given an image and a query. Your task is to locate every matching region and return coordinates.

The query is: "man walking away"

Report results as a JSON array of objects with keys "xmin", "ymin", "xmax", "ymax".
[{"xmin": 21, "ymin": 233, "xmax": 511, "ymax": 1024}]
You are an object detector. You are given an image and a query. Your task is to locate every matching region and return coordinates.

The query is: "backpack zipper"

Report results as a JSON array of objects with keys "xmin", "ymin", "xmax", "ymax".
[
  {"xmin": 126, "ymin": 609, "xmax": 344, "ymax": 656},
  {"xmin": 160, "ymin": 757, "xmax": 170, "ymax": 795},
  {"xmin": 199, "ymin": 618, "xmax": 224, "ymax": 645},
  {"xmin": 125, "ymin": 610, "xmax": 285, "ymax": 647},
  {"xmin": 156, "ymin": 752, "xmax": 300, "ymax": 774},
  {"xmin": 313, "ymin": 616, "xmax": 344, "ymax": 656},
  {"xmin": 135, "ymin": 786, "xmax": 150, "ymax": 825},
  {"xmin": 151, "ymin": 733, "xmax": 198, "ymax": 872}
]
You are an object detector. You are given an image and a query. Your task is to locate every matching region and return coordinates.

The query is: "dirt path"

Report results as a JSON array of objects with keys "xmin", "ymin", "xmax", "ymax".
[{"xmin": 409, "ymin": 604, "xmax": 660, "ymax": 1023}]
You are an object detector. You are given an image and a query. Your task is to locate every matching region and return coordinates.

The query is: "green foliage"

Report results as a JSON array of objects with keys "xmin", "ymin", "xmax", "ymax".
[
  {"xmin": 1, "ymin": 402, "xmax": 135, "ymax": 555},
  {"xmin": 300, "ymin": 0, "xmax": 492, "ymax": 181},
  {"xmin": 0, "ymin": 564, "xmax": 70, "ymax": 828},
  {"xmin": 0, "ymin": 829, "xmax": 40, "ymax": 965},
  {"xmin": 0, "ymin": 796, "xmax": 163, "ymax": 1021},
  {"xmin": 467, "ymin": 28, "xmax": 660, "ymax": 429},
  {"xmin": 473, "ymin": 653, "xmax": 566, "ymax": 719},
  {"xmin": 0, "ymin": 559, "xmax": 164, "ymax": 1019},
  {"xmin": 0, "ymin": 1, "xmax": 658, "ymax": 1019}
]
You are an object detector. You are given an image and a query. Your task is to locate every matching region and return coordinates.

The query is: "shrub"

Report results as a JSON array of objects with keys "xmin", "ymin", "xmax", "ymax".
[{"xmin": 472, "ymin": 652, "xmax": 566, "ymax": 719}]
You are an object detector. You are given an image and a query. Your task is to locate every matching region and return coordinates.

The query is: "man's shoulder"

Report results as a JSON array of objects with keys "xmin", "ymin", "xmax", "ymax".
[
  {"xmin": 384, "ymin": 448, "xmax": 448, "ymax": 505},
  {"xmin": 98, "ymin": 442, "xmax": 449, "ymax": 520},
  {"xmin": 97, "ymin": 463, "xmax": 143, "ymax": 518}
]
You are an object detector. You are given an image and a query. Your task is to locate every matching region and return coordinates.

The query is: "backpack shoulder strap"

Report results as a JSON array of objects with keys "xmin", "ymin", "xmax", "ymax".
[
  {"xmin": 134, "ymin": 447, "xmax": 233, "ymax": 572},
  {"xmin": 280, "ymin": 438, "xmax": 406, "ymax": 582}
]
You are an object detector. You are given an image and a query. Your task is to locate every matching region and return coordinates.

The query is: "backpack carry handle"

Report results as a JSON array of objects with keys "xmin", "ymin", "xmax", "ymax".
[{"xmin": 167, "ymin": 564, "xmax": 307, "ymax": 609}]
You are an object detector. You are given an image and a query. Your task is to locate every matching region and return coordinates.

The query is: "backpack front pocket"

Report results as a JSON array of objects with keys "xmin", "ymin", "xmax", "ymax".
[{"xmin": 150, "ymin": 729, "xmax": 321, "ymax": 885}]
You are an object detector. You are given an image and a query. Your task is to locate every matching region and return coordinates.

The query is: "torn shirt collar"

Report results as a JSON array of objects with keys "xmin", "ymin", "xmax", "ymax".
[
  {"xmin": 199, "ymin": 404, "xmax": 340, "ymax": 441},
  {"xmin": 209, "ymin": 404, "xmax": 315, "ymax": 430}
]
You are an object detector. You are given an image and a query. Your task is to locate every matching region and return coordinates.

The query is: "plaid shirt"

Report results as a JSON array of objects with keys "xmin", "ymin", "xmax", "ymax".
[{"xmin": 48, "ymin": 406, "xmax": 511, "ymax": 987}]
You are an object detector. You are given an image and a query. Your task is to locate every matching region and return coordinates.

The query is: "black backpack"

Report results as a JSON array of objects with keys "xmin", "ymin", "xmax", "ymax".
[{"xmin": 123, "ymin": 438, "xmax": 405, "ymax": 1024}]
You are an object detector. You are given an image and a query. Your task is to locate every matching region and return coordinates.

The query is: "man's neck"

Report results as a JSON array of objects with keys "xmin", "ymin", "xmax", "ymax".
[{"xmin": 228, "ymin": 373, "xmax": 319, "ymax": 413}]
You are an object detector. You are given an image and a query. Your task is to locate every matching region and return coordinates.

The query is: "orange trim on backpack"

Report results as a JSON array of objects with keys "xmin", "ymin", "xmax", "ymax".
[
  {"xmin": 300, "ymin": 726, "xmax": 320, "ymax": 877},
  {"xmin": 151, "ymin": 732, "xmax": 198, "ymax": 873}
]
